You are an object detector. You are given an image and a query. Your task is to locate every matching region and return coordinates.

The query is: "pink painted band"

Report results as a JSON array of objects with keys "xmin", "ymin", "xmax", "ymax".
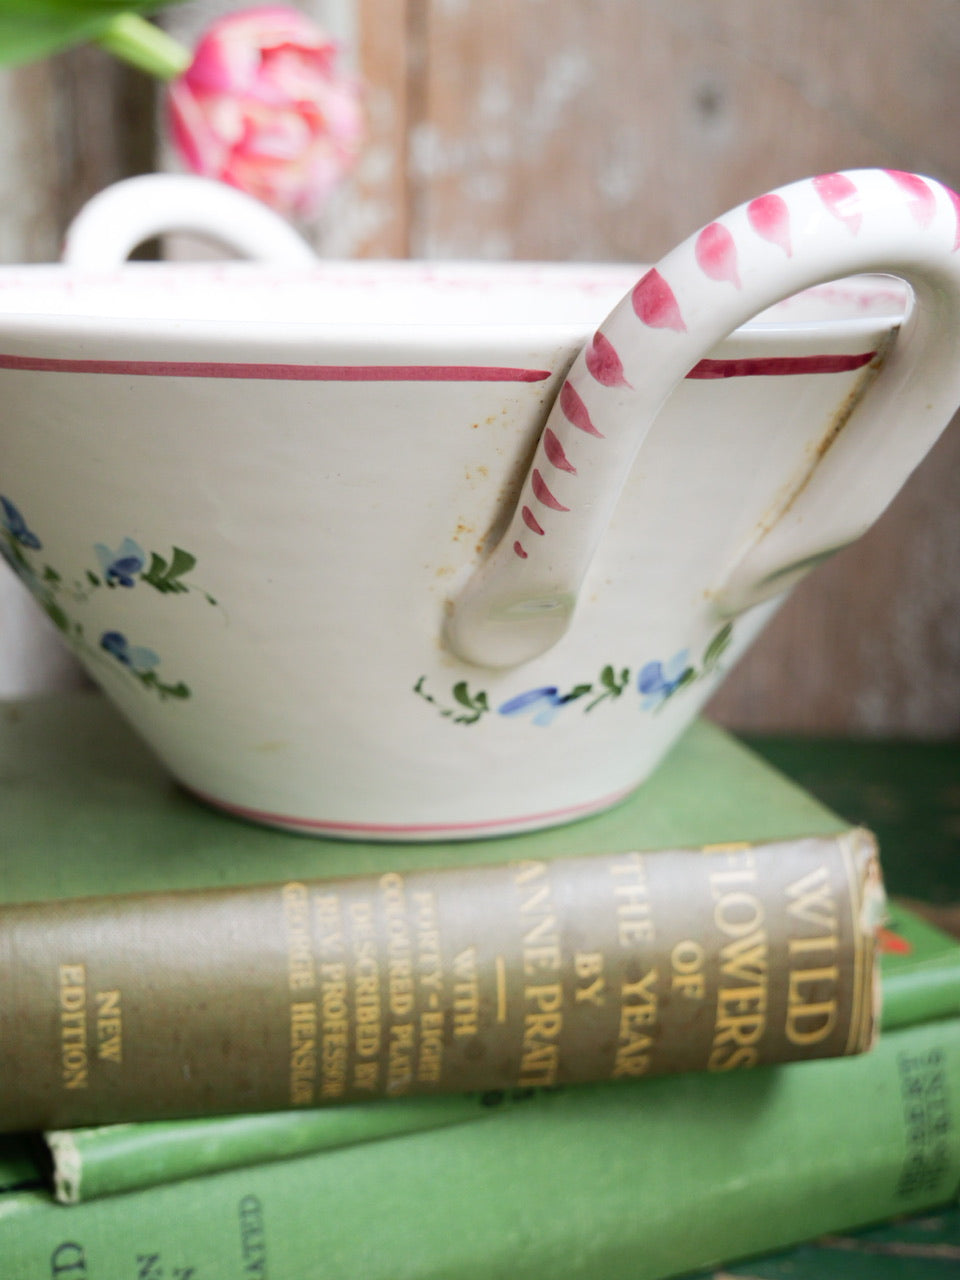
[
  {"xmin": 192, "ymin": 783, "xmax": 636, "ymax": 838},
  {"xmin": 687, "ymin": 351, "xmax": 876, "ymax": 379},
  {"xmin": 0, "ymin": 354, "xmax": 552, "ymax": 382},
  {"xmin": 0, "ymin": 351, "xmax": 876, "ymax": 381}
]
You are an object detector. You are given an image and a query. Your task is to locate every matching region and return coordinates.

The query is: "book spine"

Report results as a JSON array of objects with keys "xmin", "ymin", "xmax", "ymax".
[
  {"xmin": 0, "ymin": 831, "xmax": 880, "ymax": 1129},
  {"xmin": 46, "ymin": 1089, "xmax": 534, "ymax": 1203},
  {"xmin": 49, "ymin": 900, "xmax": 955, "ymax": 1205},
  {"xmin": 4, "ymin": 1018, "xmax": 960, "ymax": 1280}
]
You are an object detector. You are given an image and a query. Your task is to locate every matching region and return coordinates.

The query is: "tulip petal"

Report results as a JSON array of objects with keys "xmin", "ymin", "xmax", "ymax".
[{"xmin": 167, "ymin": 6, "xmax": 363, "ymax": 218}]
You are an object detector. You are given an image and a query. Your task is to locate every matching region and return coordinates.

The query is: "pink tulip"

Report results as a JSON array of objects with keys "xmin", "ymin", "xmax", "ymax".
[{"xmin": 167, "ymin": 6, "xmax": 364, "ymax": 219}]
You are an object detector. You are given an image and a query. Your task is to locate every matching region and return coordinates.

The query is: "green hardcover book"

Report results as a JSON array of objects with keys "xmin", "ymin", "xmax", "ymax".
[
  {"xmin": 41, "ymin": 898, "xmax": 960, "ymax": 1203},
  {"xmin": 1, "ymin": 692, "xmax": 855, "ymax": 902},
  {"xmin": 2, "ymin": 1016, "xmax": 959, "ymax": 1280},
  {"xmin": 1, "ymin": 692, "xmax": 885, "ymax": 1132},
  {"xmin": 43, "ymin": 1091, "xmax": 533, "ymax": 1204}
]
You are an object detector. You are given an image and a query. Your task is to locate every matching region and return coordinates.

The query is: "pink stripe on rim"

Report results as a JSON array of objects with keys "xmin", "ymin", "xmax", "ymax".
[
  {"xmin": 0, "ymin": 352, "xmax": 879, "ymax": 382},
  {"xmin": 687, "ymin": 351, "xmax": 877, "ymax": 379},
  {"xmin": 191, "ymin": 782, "xmax": 638, "ymax": 837},
  {"xmin": 0, "ymin": 355, "xmax": 553, "ymax": 382}
]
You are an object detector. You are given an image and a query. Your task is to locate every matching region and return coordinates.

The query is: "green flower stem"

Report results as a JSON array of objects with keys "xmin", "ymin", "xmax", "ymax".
[{"xmin": 95, "ymin": 13, "xmax": 191, "ymax": 81}]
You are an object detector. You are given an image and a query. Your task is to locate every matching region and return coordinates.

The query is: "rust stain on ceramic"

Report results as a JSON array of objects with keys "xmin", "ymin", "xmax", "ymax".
[
  {"xmin": 751, "ymin": 331, "xmax": 895, "ymax": 539},
  {"xmin": 813, "ymin": 342, "xmax": 891, "ymax": 462}
]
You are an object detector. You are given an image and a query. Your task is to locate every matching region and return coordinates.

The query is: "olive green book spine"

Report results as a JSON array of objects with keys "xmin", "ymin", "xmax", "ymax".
[
  {"xmin": 2, "ymin": 1017, "xmax": 959, "ymax": 1280},
  {"xmin": 0, "ymin": 829, "xmax": 880, "ymax": 1130},
  {"xmin": 44, "ymin": 898, "xmax": 958, "ymax": 1204}
]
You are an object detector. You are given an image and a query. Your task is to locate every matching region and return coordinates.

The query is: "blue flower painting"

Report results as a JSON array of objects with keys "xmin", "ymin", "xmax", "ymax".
[
  {"xmin": 636, "ymin": 650, "xmax": 695, "ymax": 710},
  {"xmin": 498, "ymin": 686, "xmax": 569, "ymax": 727},
  {"xmin": 99, "ymin": 631, "xmax": 189, "ymax": 700},
  {"xmin": 95, "ymin": 538, "xmax": 147, "ymax": 587},
  {"xmin": 0, "ymin": 495, "xmax": 199, "ymax": 702},
  {"xmin": 100, "ymin": 630, "xmax": 160, "ymax": 674},
  {"xmin": 0, "ymin": 496, "xmax": 41, "ymax": 550}
]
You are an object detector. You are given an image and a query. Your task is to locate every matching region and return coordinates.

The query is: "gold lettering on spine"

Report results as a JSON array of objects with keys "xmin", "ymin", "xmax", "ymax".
[
  {"xmin": 785, "ymin": 865, "xmax": 837, "ymax": 932},
  {"xmin": 290, "ymin": 1001, "xmax": 318, "ymax": 1104},
  {"xmin": 607, "ymin": 854, "xmax": 660, "ymax": 1079},
  {"xmin": 315, "ymin": 893, "xmax": 345, "ymax": 956},
  {"xmin": 708, "ymin": 852, "xmax": 769, "ymax": 1071},
  {"xmin": 319, "ymin": 960, "xmax": 349, "ymax": 1098},
  {"xmin": 283, "ymin": 883, "xmax": 318, "ymax": 1104},
  {"xmin": 315, "ymin": 892, "xmax": 350, "ymax": 1099},
  {"xmin": 573, "ymin": 951, "xmax": 606, "ymax": 1007},
  {"xmin": 515, "ymin": 862, "xmax": 564, "ymax": 1086},
  {"xmin": 95, "ymin": 989, "xmax": 123, "ymax": 1063},
  {"xmin": 387, "ymin": 1021, "xmax": 415, "ymax": 1092},
  {"xmin": 610, "ymin": 852, "xmax": 655, "ymax": 945},
  {"xmin": 612, "ymin": 967, "xmax": 659, "ymax": 1077},
  {"xmin": 786, "ymin": 967, "xmax": 839, "ymax": 1043},
  {"xmin": 381, "ymin": 874, "xmax": 415, "ymax": 1019},
  {"xmin": 413, "ymin": 890, "xmax": 445, "ymax": 1083},
  {"xmin": 350, "ymin": 899, "xmax": 382, "ymax": 1090},
  {"xmin": 418, "ymin": 1010, "xmax": 444, "ymax": 1084},
  {"xmin": 59, "ymin": 963, "xmax": 88, "ymax": 1089},
  {"xmin": 452, "ymin": 947, "xmax": 480, "ymax": 1037},
  {"xmin": 381, "ymin": 873, "xmax": 416, "ymax": 1093},
  {"xmin": 785, "ymin": 865, "xmax": 841, "ymax": 1046},
  {"xmin": 671, "ymin": 940, "xmax": 706, "ymax": 1000}
]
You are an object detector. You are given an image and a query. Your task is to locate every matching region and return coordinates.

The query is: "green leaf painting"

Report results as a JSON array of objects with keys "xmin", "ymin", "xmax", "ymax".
[{"xmin": 142, "ymin": 547, "xmax": 198, "ymax": 594}]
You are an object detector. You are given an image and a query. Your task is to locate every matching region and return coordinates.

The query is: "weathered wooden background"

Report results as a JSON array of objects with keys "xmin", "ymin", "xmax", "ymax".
[{"xmin": 1, "ymin": 0, "xmax": 958, "ymax": 738}]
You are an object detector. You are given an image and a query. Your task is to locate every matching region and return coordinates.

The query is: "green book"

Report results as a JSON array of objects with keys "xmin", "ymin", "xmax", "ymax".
[
  {"xmin": 2, "ymin": 1016, "xmax": 959, "ymax": 1280},
  {"xmin": 43, "ymin": 1090, "xmax": 533, "ymax": 1204},
  {"xmin": 1, "ymin": 692, "xmax": 884, "ymax": 1133},
  {"xmin": 1, "ymin": 691, "xmax": 856, "ymax": 903},
  {"xmin": 41, "ymin": 898, "xmax": 960, "ymax": 1203}
]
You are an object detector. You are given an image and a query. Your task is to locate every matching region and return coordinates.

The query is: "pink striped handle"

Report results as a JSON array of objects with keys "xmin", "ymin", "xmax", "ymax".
[{"xmin": 446, "ymin": 169, "xmax": 960, "ymax": 667}]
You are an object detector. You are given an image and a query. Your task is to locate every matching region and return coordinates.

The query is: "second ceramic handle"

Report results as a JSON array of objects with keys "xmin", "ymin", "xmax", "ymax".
[{"xmin": 62, "ymin": 173, "xmax": 316, "ymax": 268}]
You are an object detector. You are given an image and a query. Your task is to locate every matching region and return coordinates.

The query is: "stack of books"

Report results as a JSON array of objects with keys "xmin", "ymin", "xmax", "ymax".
[{"xmin": 1, "ymin": 692, "xmax": 959, "ymax": 1278}]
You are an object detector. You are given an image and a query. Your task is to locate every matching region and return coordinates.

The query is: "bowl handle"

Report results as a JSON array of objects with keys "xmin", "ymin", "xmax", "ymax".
[
  {"xmin": 61, "ymin": 174, "xmax": 317, "ymax": 268},
  {"xmin": 446, "ymin": 169, "xmax": 960, "ymax": 668}
]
